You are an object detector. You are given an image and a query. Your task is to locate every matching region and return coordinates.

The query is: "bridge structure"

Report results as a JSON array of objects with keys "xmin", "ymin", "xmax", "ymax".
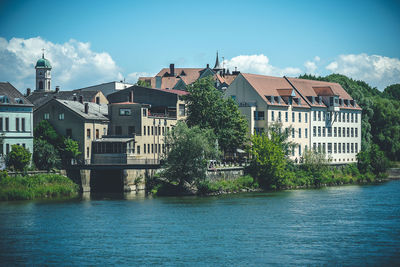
[{"xmin": 68, "ymin": 161, "xmax": 161, "ymax": 193}]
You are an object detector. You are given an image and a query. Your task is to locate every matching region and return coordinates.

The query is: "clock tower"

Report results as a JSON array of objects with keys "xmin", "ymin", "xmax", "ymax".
[{"xmin": 35, "ymin": 51, "xmax": 52, "ymax": 92}]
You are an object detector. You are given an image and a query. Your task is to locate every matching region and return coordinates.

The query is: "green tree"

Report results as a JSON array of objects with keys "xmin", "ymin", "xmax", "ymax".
[
  {"xmin": 136, "ymin": 80, "xmax": 151, "ymax": 88},
  {"xmin": 185, "ymin": 76, "xmax": 248, "ymax": 154},
  {"xmin": 370, "ymin": 144, "xmax": 390, "ymax": 175},
  {"xmin": 34, "ymin": 120, "xmax": 64, "ymax": 150},
  {"xmin": 383, "ymin": 84, "xmax": 400, "ymax": 100},
  {"xmin": 162, "ymin": 122, "xmax": 219, "ymax": 192},
  {"xmin": 62, "ymin": 138, "xmax": 81, "ymax": 165},
  {"xmin": 248, "ymin": 133, "xmax": 287, "ymax": 189},
  {"xmin": 301, "ymin": 149, "xmax": 328, "ymax": 174},
  {"xmin": 265, "ymin": 122, "xmax": 296, "ymax": 157},
  {"xmin": 5, "ymin": 145, "xmax": 31, "ymax": 171},
  {"xmin": 33, "ymin": 139, "xmax": 61, "ymax": 171}
]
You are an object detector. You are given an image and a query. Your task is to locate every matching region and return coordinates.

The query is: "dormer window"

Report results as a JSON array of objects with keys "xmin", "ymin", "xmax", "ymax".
[
  {"xmin": 0, "ymin": 95, "xmax": 9, "ymax": 104},
  {"xmin": 15, "ymin": 98, "xmax": 23, "ymax": 104}
]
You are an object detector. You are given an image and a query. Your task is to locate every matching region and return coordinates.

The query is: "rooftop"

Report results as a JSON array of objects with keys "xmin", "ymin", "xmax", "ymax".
[{"xmin": 0, "ymin": 82, "xmax": 33, "ymax": 107}]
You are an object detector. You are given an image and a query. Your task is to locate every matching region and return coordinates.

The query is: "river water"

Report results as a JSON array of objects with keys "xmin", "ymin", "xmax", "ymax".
[{"xmin": 1, "ymin": 180, "xmax": 399, "ymax": 266}]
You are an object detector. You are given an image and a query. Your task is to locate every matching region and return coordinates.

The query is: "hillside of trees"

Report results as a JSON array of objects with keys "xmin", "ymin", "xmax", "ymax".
[{"xmin": 299, "ymin": 74, "xmax": 400, "ymax": 161}]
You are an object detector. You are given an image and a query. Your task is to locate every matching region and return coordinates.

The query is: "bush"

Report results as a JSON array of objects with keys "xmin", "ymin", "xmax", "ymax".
[
  {"xmin": 33, "ymin": 139, "xmax": 61, "ymax": 171},
  {"xmin": 0, "ymin": 173, "xmax": 79, "ymax": 201},
  {"xmin": 5, "ymin": 145, "xmax": 31, "ymax": 171}
]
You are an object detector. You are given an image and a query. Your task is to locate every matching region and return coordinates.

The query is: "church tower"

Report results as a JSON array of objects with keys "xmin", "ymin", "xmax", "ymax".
[{"xmin": 35, "ymin": 51, "xmax": 52, "ymax": 92}]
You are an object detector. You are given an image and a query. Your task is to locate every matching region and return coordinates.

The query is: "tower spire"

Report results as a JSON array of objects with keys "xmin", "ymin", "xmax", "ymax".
[
  {"xmin": 42, "ymin": 48, "xmax": 45, "ymax": 58},
  {"xmin": 214, "ymin": 50, "xmax": 221, "ymax": 69}
]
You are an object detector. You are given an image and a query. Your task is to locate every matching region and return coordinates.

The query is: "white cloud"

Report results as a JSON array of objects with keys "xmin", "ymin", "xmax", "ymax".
[
  {"xmin": 127, "ymin": 72, "xmax": 154, "ymax": 83},
  {"xmin": 325, "ymin": 53, "xmax": 400, "ymax": 89},
  {"xmin": 304, "ymin": 60, "xmax": 317, "ymax": 74},
  {"xmin": 223, "ymin": 54, "xmax": 302, "ymax": 77},
  {"xmin": 0, "ymin": 37, "xmax": 125, "ymax": 91}
]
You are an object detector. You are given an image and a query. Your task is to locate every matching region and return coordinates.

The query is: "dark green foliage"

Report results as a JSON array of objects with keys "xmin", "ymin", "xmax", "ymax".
[
  {"xmin": 383, "ymin": 84, "xmax": 400, "ymax": 100},
  {"xmin": 185, "ymin": 76, "xmax": 248, "ymax": 154},
  {"xmin": 62, "ymin": 138, "xmax": 81, "ymax": 166},
  {"xmin": 34, "ymin": 120, "xmax": 64, "ymax": 150},
  {"xmin": 248, "ymin": 133, "xmax": 288, "ymax": 189},
  {"xmin": 0, "ymin": 173, "xmax": 79, "ymax": 201},
  {"xmin": 162, "ymin": 122, "xmax": 219, "ymax": 191},
  {"xmin": 136, "ymin": 80, "xmax": 151, "ymax": 88},
  {"xmin": 5, "ymin": 145, "xmax": 31, "ymax": 171},
  {"xmin": 33, "ymin": 139, "xmax": 61, "ymax": 171},
  {"xmin": 197, "ymin": 175, "xmax": 258, "ymax": 194}
]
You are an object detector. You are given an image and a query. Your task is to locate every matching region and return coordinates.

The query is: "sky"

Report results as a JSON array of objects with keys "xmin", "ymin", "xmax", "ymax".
[{"xmin": 0, "ymin": 0, "xmax": 399, "ymax": 91}]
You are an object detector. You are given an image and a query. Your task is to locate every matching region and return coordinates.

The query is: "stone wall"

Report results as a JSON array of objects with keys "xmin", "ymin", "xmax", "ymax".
[{"xmin": 206, "ymin": 167, "xmax": 244, "ymax": 182}]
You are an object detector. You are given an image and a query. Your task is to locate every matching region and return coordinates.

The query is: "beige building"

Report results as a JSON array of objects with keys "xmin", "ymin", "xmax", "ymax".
[
  {"xmin": 105, "ymin": 86, "xmax": 188, "ymax": 162},
  {"xmin": 33, "ymin": 98, "xmax": 109, "ymax": 164},
  {"xmin": 225, "ymin": 73, "xmax": 362, "ymax": 164}
]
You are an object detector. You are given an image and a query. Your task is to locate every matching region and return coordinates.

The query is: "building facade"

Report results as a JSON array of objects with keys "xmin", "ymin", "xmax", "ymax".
[
  {"xmin": 225, "ymin": 73, "xmax": 362, "ymax": 164},
  {"xmin": 33, "ymin": 99, "xmax": 109, "ymax": 164},
  {"xmin": 35, "ymin": 53, "xmax": 52, "ymax": 92},
  {"xmin": 0, "ymin": 82, "xmax": 34, "ymax": 167}
]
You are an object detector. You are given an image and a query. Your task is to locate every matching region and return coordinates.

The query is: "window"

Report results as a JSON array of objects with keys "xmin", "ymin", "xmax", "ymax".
[
  {"xmin": 39, "ymin": 81, "xmax": 43, "ymax": 90},
  {"xmin": 6, "ymin": 144, "xmax": 9, "ymax": 154},
  {"xmin": 292, "ymin": 128, "xmax": 295, "ymax": 138},
  {"xmin": 278, "ymin": 111, "xmax": 281, "ymax": 122},
  {"xmin": 298, "ymin": 128, "xmax": 301, "ymax": 138},
  {"xmin": 137, "ymin": 145, "xmax": 140, "ymax": 155},
  {"xmin": 0, "ymin": 118, "xmax": 2, "ymax": 131},
  {"xmin": 143, "ymin": 109, "xmax": 147, "ymax": 117},
  {"xmin": 318, "ymin": 143, "xmax": 321, "ymax": 153},
  {"xmin": 298, "ymin": 145, "xmax": 302, "ymax": 156},
  {"xmin": 96, "ymin": 129, "xmax": 100, "ymax": 139},
  {"xmin": 318, "ymin": 126, "xmax": 321, "ymax": 137},
  {"xmin": 347, "ymin": 113, "xmax": 349, "ymax": 122},
  {"xmin": 128, "ymin": 126, "xmax": 135, "ymax": 135},
  {"xmin": 313, "ymin": 111, "xmax": 316, "ymax": 121},
  {"xmin": 313, "ymin": 126, "xmax": 316, "ymax": 137},
  {"xmin": 351, "ymin": 113, "xmax": 354, "ymax": 123},
  {"xmin": 355, "ymin": 128, "xmax": 358, "ymax": 138},
  {"xmin": 342, "ymin": 112, "xmax": 345, "ymax": 122},
  {"xmin": 347, "ymin": 143, "xmax": 350, "ymax": 154},
  {"xmin": 155, "ymin": 144, "xmax": 157, "ymax": 153},
  {"xmin": 96, "ymin": 96, "xmax": 100, "ymax": 104},
  {"xmin": 351, "ymin": 128, "xmax": 354, "ymax": 137},
  {"xmin": 143, "ymin": 126, "xmax": 146, "ymax": 135},
  {"xmin": 328, "ymin": 143, "xmax": 332, "ymax": 154},
  {"xmin": 151, "ymin": 126, "xmax": 154, "ymax": 135},
  {"xmin": 355, "ymin": 114, "xmax": 358, "ymax": 123},
  {"xmin": 305, "ymin": 113, "xmax": 308, "ymax": 123},
  {"xmin": 334, "ymin": 127, "xmax": 337, "ymax": 137},
  {"xmin": 179, "ymin": 104, "xmax": 186, "ymax": 116},
  {"xmin": 103, "ymin": 128, "xmax": 107, "ymax": 135},
  {"xmin": 254, "ymin": 111, "xmax": 265, "ymax": 121},
  {"xmin": 292, "ymin": 112, "xmax": 295, "ymax": 122},
  {"xmin": 322, "ymin": 143, "xmax": 326, "ymax": 153},
  {"xmin": 343, "ymin": 127, "xmax": 345, "ymax": 137},
  {"xmin": 44, "ymin": 113, "xmax": 50, "ymax": 120},
  {"xmin": 21, "ymin": 118, "xmax": 25, "ymax": 132},
  {"xmin": 86, "ymin": 147, "xmax": 90, "ymax": 158},
  {"xmin": 347, "ymin": 127, "xmax": 350, "ymax": 137},
  {"xmin": 66, "ymin": 128, "xmax": 72, "ymax": 137},
  {"xmin": 351, "ymin": 143, "xmax": 354, "ymax": 153},
  {"xmin": 328, "ymin": 127, "xmax": 332, "ymax": 137},
  {"xmin": 338, "ymin": 113, "xmax": 341, "ymax": 122},
  {"xmin": 343, "ymin": 143, "xmax": 346, "ymax": 153},
  {"xmin": 151, "ymin": 144, "xmax": 154, "ymax": 153},
  {"xmin": 144, "ymin": 144, "xmax": 146, "ymax": 153},
  {"xmin": 305, "ymin": 128, "xmax": 308, "ymax": 138},
  {"xmin": 298, "ymin": 112, "xmax": 301, "ymax": 122},
  {"xmin": 147, "ymin": 144, "xmax": 150, "ymax": 153},
  {"xmin": 355, "ymin": 143, "xmax": 358, "ymax": 153},
  {"xmin": 318, "ymin": 111, "xmax": 321, "ymax": 121},
  {"xmin": 148, "ymin": 126, "xmax": 150, "ymax": 135},
  {"xmin": 285, "ymin": 112, "xmax": 288, "ymax": 122},
  {"xmin": 338, "ymin": 127, "xmax": 341, "ymax": 137},
  {"xmin": 16, "ymin": 118, "xmax": 19, "ymax": 132},
  {"xmin": 338, "ymin": 143, "xmax": 341, "ymax": 153},
  {"xmin": 323, "ymin": 111, "xmax": 326, "ymax": 121},
  {"xmin": 87, "ymin": 129, "xmax": 91, "ymax": 139},
  {"xmin": 313, "ymin": 143, "xmax": 316, "ymax": 151},
  {"xmin": 119, "ymin": 108, "xmax": 131, "ymax": 116},
  {"xmin": 271, "ymin": 111, "xmax": 274, "ymax": 121},
  {"xmin": 58, "ymin": 113, "xmax": 64, "ymax": 120},
  {"xmin": 115, "ymin": 126, "xmax": 122, "ymax": 135},
  {"xmin": 5, "ymin": 118, "xmax": 9, "ymax": 131},
  {"xmin": 334, "ymin": 143, "xmax": 337, "ymax": 153}
]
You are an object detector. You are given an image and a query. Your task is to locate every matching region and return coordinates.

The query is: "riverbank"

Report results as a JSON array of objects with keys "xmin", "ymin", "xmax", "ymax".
[{"xmin": 0, "ymin": 171, "xmax": 79, "ymax": 201}]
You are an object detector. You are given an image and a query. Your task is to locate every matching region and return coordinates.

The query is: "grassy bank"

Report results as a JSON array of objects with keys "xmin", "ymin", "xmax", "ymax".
[
  {"xmin": 0, "ymin": 171, "xmax": 79, "ymax": 201},
  {"xmin": 197, "ymin": 175, "xmax": 259, "ymax": 195}
]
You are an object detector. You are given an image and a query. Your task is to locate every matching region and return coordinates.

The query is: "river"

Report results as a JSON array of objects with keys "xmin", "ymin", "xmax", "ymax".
[{"xmin": 1, "ymin": 180, "xmax": 399, "ymax": 266}]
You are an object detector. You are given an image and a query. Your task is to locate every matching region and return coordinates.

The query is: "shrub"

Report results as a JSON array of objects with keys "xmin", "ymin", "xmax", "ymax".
[{"xmin": 5, "ymin": 145, "xmax": 31, "ymax": 171}]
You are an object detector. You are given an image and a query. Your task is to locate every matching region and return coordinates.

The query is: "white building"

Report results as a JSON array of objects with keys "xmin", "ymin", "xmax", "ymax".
[
  {"xmin": 0, "ymin": 82, "xmax": 34, "ymax": 167},
  {"xmin": 35, "ymin": 53, "xmax": 52, "ymax": 92},
  {"xmin": 225, "ymin": 73, "xmax": 362, "ymax": 164}
]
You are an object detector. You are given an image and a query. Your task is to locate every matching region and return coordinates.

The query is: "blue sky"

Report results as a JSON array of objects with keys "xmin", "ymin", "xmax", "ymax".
[{"xmin": 0, "ymin": 0, "xmax": 399, "ymax": 90}]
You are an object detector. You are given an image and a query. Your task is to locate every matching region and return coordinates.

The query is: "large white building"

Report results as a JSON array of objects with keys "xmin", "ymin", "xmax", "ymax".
[
  {"xmin": 225, "ymin": 73, "xmax": 362, "ymax": 164},
  {"xmin": 0, "ymin": 82, "xmax": 34, "ymax": 167}
]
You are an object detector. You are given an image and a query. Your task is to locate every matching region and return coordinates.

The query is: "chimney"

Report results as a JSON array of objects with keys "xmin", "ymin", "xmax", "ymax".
[
  {"xmin": 169, "ymin": 64, "xmax": 175, "ymax": 76},
  {"xmin": 84, "ymin": 103, "xmax": 89, "ymax": 114},
  {"xmin": 79, "ymin": 95, "xmax": 83, "ymax": 103},
  {"xmin": 55, "ymin": 86, "xmax": 60, "ymax": 93},
  {"xmin": 207, "ymin": 64, "xmax": 209, "ymax": 68},
  {"xmin": 129, "ymin": 90, "xmax": 133, "ymax": 102},
  {"xmin": 26, "ymin": 88, "xmax": 31, "ymax": 96}
]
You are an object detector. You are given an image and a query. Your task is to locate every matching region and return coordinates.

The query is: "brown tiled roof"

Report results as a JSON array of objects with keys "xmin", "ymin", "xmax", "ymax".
[{"xmin": 27, "ymin": 90, "xmax": 103, "ymax": 109}]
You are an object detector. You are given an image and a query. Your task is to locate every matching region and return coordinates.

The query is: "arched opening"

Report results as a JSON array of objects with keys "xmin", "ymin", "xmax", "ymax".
[{"xmin": 39, "ymin": 81, "xmax": 43, "ymax": 90}]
